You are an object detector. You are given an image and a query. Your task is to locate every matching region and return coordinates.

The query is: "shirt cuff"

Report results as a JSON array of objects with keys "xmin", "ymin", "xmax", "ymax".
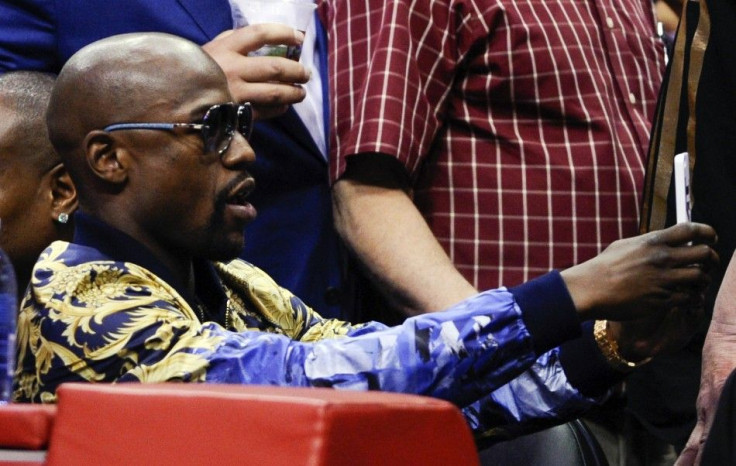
[
  {"xmin": 508, "ymin": 270, "xmax": 580, "ymax": 355},
  {"xmin": 338, "ymin": 152, "xmax": 411, "ymax": 189},
  {"xmin": 559, "ymin": 321, "xmax": 626, "ymax": 397}
]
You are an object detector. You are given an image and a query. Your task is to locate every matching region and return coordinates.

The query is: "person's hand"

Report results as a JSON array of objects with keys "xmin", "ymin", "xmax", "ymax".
[
  {"xmin": 676, "ymin": 256, "xmax": 736, "ymax": 465},
  {"xmin": 202, "ymin": 24, "xmax": 311, "ymax": 119},
  {"xmin": 561, "ymin": 222, "xmax": 718, "ymax": 322}
]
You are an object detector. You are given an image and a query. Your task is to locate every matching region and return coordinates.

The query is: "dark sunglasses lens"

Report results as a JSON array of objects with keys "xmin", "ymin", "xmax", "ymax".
[
  {"xmin": 202, "ymin": 104, "xmax": 237, "ymax": 154},
  {"xmin": 238, "ymin": 104, "xmax": 253, "ymax": 141}
]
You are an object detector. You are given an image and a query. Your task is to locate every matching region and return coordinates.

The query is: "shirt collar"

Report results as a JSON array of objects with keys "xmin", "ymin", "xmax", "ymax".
[{"xmin": 72, "ymin": 212, "xmax": 227, "ymax": 321}]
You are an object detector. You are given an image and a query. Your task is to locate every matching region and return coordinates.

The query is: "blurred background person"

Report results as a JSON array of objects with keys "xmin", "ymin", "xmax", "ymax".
[{"xmin": 0, "ymin": 71, "xmax": 76, "ymax": 298}]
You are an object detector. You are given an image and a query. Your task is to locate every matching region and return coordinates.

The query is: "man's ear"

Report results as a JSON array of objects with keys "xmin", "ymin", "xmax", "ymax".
[
  {"xmin": 83, "ymin": 130, "xmax": 128, "ymax": 184},
  {"xmin": 47, "ymin": 163, "xmax": 78, "ymax": 221}
]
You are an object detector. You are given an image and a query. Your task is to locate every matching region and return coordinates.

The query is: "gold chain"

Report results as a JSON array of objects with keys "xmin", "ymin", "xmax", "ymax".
[
  {"xmin": 225, "ymin": 302, "xmax": 232, "ymax": 329},
  {"xmin": 195, "ymin": 303, "xmax": 207, "ymax": 322},
  {"xmin": 196, "ymin": 301, "xmax": 232, "ymax": 329}
]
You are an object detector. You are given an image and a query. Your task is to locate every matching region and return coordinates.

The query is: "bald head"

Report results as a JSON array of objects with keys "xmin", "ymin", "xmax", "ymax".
[
  {"xmin": 0, "ymin": 71, "xmax": 55, "ymax": 115},
  {"xmin": 47, "ymin": 33, "xmax": 227, "ymax": 191},
  {"xmin": 0, "ymin": 71, "xmax": 58, "ymax": 169}
]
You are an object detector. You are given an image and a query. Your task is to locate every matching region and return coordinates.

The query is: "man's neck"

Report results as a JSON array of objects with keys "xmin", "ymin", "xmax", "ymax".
[
  {"xmin": 71, "ymin": 212, "xmax": 228, "ymax": 322},
  {"xmin": 72, "ymin": 212, "xmax": 194, "ymax": 295}
]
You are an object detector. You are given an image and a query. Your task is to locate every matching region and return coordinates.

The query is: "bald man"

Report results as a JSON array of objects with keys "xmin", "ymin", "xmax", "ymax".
[
  {"xmin": 0, "ymin": 71, "xmax": 76, "ymax": 296},
  {"xmin": 15, "ymin": 32, "xmax": 717, "ymax": 442},
  {"xmin": 0, "ymin": 1, "xmax": 344, "ymax": 320}
]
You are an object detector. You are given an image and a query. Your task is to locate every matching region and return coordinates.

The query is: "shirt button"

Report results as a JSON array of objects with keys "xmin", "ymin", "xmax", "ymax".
[
  {"xmin": 629, "ymin": 93, "xmax": 637, "ymax": 104},
  {"xmin": 606, "ymin": 17, "xmax": 615, "ymax": 29}
]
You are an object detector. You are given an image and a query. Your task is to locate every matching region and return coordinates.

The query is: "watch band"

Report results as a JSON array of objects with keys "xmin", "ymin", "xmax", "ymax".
[{"xmin": 593, "ymin": 320, "xmax": 652, "ymax": 372}]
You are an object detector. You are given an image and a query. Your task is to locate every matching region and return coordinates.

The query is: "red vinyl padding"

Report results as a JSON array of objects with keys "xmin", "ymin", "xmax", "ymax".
[
  {"xmin": 46, "ymin": 383, "xmax": 479, "ymax": 465},
  {"xmin": 0, "ymin": 404, "xmax": 55, "ymax": 450}
]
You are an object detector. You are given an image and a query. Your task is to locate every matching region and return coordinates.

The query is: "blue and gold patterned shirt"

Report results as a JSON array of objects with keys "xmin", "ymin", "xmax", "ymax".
[{"xmin": 14, "ymin": 213, "xmax": 617, "ymax": 436}]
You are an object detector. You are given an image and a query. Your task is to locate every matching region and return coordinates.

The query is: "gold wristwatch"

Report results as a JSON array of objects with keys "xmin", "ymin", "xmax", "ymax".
[{"xmin": 593, "ymin": 320, "xmax": 652, "ymax": 372}]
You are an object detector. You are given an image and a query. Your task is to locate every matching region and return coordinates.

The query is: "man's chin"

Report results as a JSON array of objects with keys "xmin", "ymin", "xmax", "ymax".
[{"xmin": 206, "ymin": 237, "xmax": 244, "ymax": 262}]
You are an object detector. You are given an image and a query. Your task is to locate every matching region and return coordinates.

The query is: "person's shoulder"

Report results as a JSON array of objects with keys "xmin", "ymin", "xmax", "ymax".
[
  {"xmin": 33, "ymin": 240, "xmax": 166, "ymax": 287},
  {"xmin": 34, "ymin": 240, "xmax": 131, "ymax": 273},
  {"xmin": 29, "ymin": 241, "xmax": 185, "ymax": 310}
]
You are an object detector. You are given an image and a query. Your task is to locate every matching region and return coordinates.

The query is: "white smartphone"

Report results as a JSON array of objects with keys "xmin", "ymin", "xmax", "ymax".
[{"xmin": 674, "ymin": 152, "xmax": 691, "ymax": 223}]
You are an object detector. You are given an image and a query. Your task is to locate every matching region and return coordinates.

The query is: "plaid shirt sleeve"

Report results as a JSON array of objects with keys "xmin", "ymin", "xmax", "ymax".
[
  {"xmin": 327, "ymin": 0, "xmax": 665, "ymax": 288},
  {"xmin": 327, "ymin": 0, "xmax": 482, "ymax": 179}
]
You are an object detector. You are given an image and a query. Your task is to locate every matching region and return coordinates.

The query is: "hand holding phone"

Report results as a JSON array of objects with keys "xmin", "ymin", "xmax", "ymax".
[{"xmin": 674, "ymin": 152, "xmax": 691, "ymax": 223}]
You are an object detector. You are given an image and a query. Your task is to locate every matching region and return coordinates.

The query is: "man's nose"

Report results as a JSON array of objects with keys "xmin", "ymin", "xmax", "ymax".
[{"xmin": 222, "ymin": 131, "xmax": 256, "ymax": 167}]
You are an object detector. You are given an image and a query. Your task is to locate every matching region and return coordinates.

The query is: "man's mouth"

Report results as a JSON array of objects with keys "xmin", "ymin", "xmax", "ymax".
[
  {"xmin": 226, "ymin": 177, "xmax": 256, "ymax": 206},
  {"xmin": 221, "ymin": 175, "xmax": 257, "ymax": 224}
]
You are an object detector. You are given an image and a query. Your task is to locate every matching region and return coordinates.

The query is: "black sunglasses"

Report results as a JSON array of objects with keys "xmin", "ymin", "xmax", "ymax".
[{"xmin": 103, "ymin": 102, "xmax": 253, "ymax": 157}]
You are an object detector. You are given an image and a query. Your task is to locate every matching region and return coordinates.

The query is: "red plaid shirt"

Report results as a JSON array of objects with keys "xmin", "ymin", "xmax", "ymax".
[{"xmin": 326, "ymin": 0, "xmax": 665, "ymax": 288}]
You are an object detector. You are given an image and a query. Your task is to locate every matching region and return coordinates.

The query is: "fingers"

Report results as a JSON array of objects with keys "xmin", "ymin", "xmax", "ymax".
[
  {"xmin": 211, "ymin": 29, "xmax": 236, "ymax": 41},
  {"xmin": 660, "ymin": 263, "xmax": 711, "ymax": 289},
  {"xmin": 676, "ymin": 424, "xmax": 702, "ymax": 466},
  {"xmin": 221, "ymin": 57, "xmax": 310, "ymax": 107},
  {"xmin": 695, "ymin": 418, "xmax": 712, "ymax": 466},
  {"xmin": 231, "ymin": 56, "xmax": 311, "ymax": 85},
  {"xmin": 561, "ymin": 239, "xmax": 713, "ymax": 321},
  {"xmin": 638, "ymin": 235, "xmax": 718, "ymax": 273},
  {"xmin": 651, "ymin": 222, "xmax": 718, "ymax": 247},
  {"xmin": 202, "ymin": 25, "xmax": 312, "ymax": 113},
  {"xmin": 617, "ymin": 241, "xmax": 714, "ymax": 308},
  {"xmin": 229, "ymin": 80, "xmax": 307, "ymax": 104},
  {"xmin": 228, "ymin": 80, "xmax": 306, "ymax": 119},
  {"xmin": 209, "ymin": 46, "xmax": 311, "ymax": 90},
  {"xmin": 215, "ymin": 24, "xmax": 306, "ymax": 55},
  {"xmin": 671, "ymin": 238, "xmax": 719, "ymax": 262}
]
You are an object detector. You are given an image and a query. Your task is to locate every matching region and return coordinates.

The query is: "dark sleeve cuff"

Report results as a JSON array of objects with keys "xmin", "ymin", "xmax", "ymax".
[
  {"xmin": 509, "ymin": 270, "xmax": 580, "ymax": 355},
  {"xmin": 339, "ymin": 152, "xmax": 411, "ymax": 190},
  {"xmin": 559, "ymin": 321, "xmax": 626, "ymax": 398}
]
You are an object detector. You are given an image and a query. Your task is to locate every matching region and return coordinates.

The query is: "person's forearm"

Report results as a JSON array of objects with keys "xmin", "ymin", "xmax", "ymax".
[
  {"xmin": 677, "ymin": 255, "xmax": 736, "ymax": 465},
  {"xmin": 203, "ymin": 282, "xmax": 582, "ymax": 411},
  {"xmin": 332, "ymin": 178, "xmax": 477, "ymax": 316},
  {"xmin": 660, "ymin": 0, "xmax": 684, "ymax": 18},
  {"xmin": 467, "ymin": 349, "xmax": 599, "ymax": 439}
]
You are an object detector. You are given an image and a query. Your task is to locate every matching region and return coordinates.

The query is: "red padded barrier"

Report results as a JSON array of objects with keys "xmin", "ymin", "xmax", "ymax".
[
  {"xmin": 0, "ymin": 404, "xmax": 55, "ymax": 450},
  {"xmin": 46, "ymin": 383, "xmax": 479, "ymax": 465}
]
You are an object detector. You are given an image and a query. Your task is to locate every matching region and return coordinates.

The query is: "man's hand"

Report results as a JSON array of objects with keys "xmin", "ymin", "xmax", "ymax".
[
  {"xmin": 676, "ymin": 255, "xmax": 736, "ymax": 465},
  {"xmin": 561, "ymin": 222, "xmax": 718, "ymax": 322},
  {"xmin": 202, "ymin": 24, "xmax": 311, "ymax": 119}
]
